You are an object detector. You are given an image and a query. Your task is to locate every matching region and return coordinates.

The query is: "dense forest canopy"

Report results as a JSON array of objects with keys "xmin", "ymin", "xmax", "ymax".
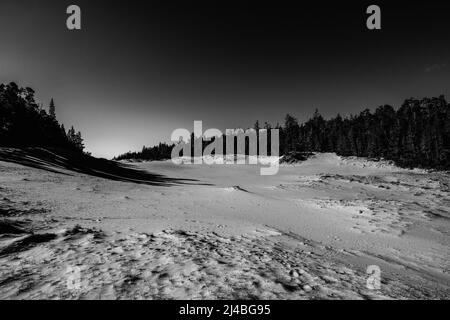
[
  {"xmin": 286, "ymin": 96, "xmax": 450, "ymax": 169},
  {"xmin": 0, "ymin": 82, "xmax": 85, "ymax": 152}
]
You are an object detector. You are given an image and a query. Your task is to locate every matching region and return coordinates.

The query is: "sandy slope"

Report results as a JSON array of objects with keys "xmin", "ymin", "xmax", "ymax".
[{"xmin": 0, "ymin": 151, "xmax": 448, "ymax": 299}]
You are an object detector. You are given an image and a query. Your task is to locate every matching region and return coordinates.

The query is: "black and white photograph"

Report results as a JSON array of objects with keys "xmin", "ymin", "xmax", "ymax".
[{"xmin": 0, "ymin": 0, "xmax": 449, "ymax": 306}]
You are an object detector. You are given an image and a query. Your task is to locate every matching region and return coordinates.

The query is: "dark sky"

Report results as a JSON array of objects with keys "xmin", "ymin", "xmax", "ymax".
[{"xmin": 1, "ymin": 1, "xmax": 449, "ymax": 158}]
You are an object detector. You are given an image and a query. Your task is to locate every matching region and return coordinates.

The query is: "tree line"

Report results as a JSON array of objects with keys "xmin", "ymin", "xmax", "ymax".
[
  {"xmin": 283, "ymin": 96, "xmax": 450, "ymax": 169},
  {"xmin": 0, "ymin": 82, "xmax": 85, "ymax": 152},
  {"xmin": 2, "ymin": 82, "xmax": 448, "ymax": 169},
  {"xmin": 116, "ymin": 96, "xmax": 450, "ymax": 169},
  {"xmin": 114, "ymin": 143, "xmax": 174, "ymax": 161}
]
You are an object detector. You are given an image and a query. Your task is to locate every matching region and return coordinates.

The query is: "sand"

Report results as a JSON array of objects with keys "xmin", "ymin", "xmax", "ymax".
[{"xmin": 0, "ymin": 151, "xmax": 448, "ymax": 299}]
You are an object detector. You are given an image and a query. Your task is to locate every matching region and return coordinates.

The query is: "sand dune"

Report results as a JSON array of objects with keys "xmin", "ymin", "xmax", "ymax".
[{"xmin": 0, "ymin": 149, "xmax": 449, "ymax": 299}]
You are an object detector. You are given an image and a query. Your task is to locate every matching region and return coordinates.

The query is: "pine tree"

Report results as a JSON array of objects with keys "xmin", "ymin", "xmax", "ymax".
[
  {"xmin": 49, "ymin": 98, "xmax": 56, "ymax": 119},
  {"xmin": 283, "ymin": 114, "xmax": 300, "ymax": 154},
  {"xmin": 67, "ymin": 126, "xmax": 75, "ymax": 141},
  {"xmin": 74, "ymin": 131, "xmax": 84, "ymax": 151},
  {"xmin": 254, "ymin": 120, "xmax": 260, "ymax": 155},
  {"xmin": 253, "ymin": 120, "xmax": 260, "ymax": 131}
]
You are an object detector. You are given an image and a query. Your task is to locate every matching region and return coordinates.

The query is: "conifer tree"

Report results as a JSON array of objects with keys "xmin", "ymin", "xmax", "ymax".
[{"xmin": 49, "ymin": 98, "xmax": 56, "ymax": 119}]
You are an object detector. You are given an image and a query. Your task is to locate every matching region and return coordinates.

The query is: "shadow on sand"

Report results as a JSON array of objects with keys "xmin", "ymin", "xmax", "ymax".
[{"xmin": 0, "ymin": 147, "xmax": 207, "ymax": 186}]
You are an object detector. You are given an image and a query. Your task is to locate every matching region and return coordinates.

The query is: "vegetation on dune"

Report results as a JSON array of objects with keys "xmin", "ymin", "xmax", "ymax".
[
  {"xmin": 279, "ymin": 97, "xmax": 450, "ymax": 169},
  {"xmin": 116, "ymin": 97, "xmax": 450, "ymax": 169},
  {"xmin": 1, "ymin": 82, "xmax": 449, "ymax": 169},
  {"xmin": 0, "ymin": 82, "xmax": 85, "ymax": 153},
  {"xmin": 113, "ymin": 143, "xmax": 174, "ymax": 161}
]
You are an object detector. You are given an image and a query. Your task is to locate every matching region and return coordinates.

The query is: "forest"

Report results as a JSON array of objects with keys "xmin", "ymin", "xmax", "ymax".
[
  {"xmin": 281, "ymin": 96, "xmax": 450, "ymax": 169},
  {"xmin": 1, "ymin": 82, "xmax": 449, "ymax": 169},
  {"xmin": 0, "ymin": 82, "xmax": 85, "ymax": 152},
  {"xmin": 116, "ymin": 97, "xmax": 450, "ymax": 169}
]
